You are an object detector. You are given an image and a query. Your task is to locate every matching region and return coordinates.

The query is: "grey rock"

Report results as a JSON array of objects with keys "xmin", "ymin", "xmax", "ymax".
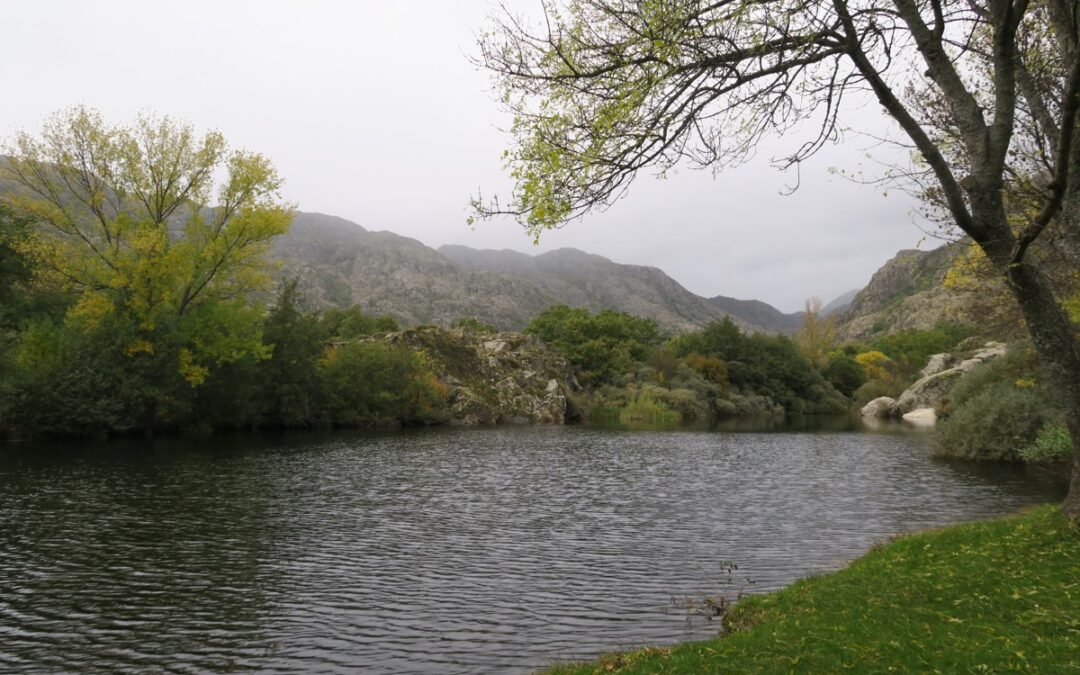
[
  {"xmin": 921, "ymin": 353, "xmax": 955, "ymax": 377},
  {"xmin": 860, "ymin": 396, "xmax": 898, "ymax": 418},
  {"xmin": 378, "ymin": 326, "xmax": 574, "ymax": 426},
  {"xmin": 895, "ymin": 368, "xmax": 966, "ymax": 414},
  {"xmin": 902, "ymin": 407, "xmax": 937, "ymax": 426},
  {"xmin": 957, "ymin": 341, "xmax": 1008, "ymax": 372}
]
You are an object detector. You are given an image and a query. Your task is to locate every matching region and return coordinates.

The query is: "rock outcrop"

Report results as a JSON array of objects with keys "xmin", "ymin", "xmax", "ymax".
[
  {"xmin": 901, "ymin": 408, "xmax": 937, "ymax": 426},
  {"xmin": 888, "ymin": 341, "xmax": 1009, "ymax": 424},
  {"xmin": 860, "ymin": 396, "xmax": 897, "ymax": 418},
  {"xmin": 838, "ymin": 245, "xmax": 967, "ymax": 340},
  {"xmin": 380, "ymin": 326, "xmax": 577, "ymax": 426},
  {"xmin": 921, "ymin": 353, "xmax": 956, "ymax": 377},
  {"xmin": 895, "ymin": 368, "xmax": 968, "ymax": 415}
]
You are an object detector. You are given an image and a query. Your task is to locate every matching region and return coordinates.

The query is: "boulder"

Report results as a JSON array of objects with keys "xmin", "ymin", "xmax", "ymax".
[
  {"xmin": 921, "ymin": 353, "xmax": 955, "ymax": 377},
  {"xmin": 957, "ymin": 341, "xmax": 1007, "ymax": 372},
  {"xmin": 902, "ymin": 407, "xmax": 937, "ymax": 426},
  {"xmin": 860, "ymin": 396, "xmax": 898, "ymax": 418},
  {"xmin": 895, "ymin": 367, "xmax": 966, "ymax": 415}
]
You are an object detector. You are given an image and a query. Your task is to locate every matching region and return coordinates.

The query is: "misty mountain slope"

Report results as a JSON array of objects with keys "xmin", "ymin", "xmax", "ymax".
[
  {"xmin": 707, "ymin": 296, "xmax": 804, "ymax": 334},
  {"xmin": 821, "ymin": 289, "xmax": 859, "ymax": 317},
  {"xmin": 272, "ymin": 213, "xmax": 559, "ymax": 329},
  {"xmin": 439, "ymin": 244, "xmax": 747, "ymax": 332},
  {"xmin": 275, "ymin": 213, "xmax": 759, "ymax": 332}
]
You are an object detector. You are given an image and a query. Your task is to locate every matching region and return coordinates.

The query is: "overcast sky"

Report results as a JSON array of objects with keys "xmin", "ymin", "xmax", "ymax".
[{"xmin": 0, "ymin": 0, "xmax": 939, "ymax": 312}]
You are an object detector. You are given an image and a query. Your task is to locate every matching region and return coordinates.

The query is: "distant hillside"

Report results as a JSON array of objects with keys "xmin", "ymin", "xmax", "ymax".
[
  {"xmin": 706, "ymin": 296, "xmax": 804, "ymax": 334},
  {"xmin": 822, "ymin": 289, "xmax": 858, "ymax": 317},
  {"xmin": 439, "ymin": 244, "xmax": 743, "ymax": 332},
  {"xmin": 273, "ymin": 213, "xmax": 762, "ymax": 333}
]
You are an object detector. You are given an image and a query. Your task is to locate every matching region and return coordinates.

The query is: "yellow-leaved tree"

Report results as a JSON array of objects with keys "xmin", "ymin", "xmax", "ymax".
[{"xmin": 2, "ymin": 105, "xmax": 292, "ymax": 388}]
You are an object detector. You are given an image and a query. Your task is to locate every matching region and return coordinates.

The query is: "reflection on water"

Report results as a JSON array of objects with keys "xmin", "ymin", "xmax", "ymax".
[{"xmin": 0, "ymin": 424, "xmax": 1067, "ymax": 673}]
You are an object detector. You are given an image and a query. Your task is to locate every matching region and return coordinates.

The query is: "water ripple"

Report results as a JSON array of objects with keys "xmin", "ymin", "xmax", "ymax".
[{"xmin": 0, "ymin": 424, "xmax": 1065, "ymax": 673}]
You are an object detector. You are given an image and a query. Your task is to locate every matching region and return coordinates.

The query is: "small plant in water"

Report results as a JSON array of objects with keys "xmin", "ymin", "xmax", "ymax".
[{"xmin": 669, "ymin": 560, "xmax": 757, "ymax": 626}]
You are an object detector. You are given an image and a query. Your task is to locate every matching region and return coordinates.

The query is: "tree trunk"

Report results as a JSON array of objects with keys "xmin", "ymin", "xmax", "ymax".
[{"xmin": 1003, "ymin": 260, "xmax": 1080, "ymax": 517}]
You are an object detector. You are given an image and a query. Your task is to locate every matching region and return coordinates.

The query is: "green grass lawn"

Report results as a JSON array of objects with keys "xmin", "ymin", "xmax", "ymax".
[{"xmin": 550, "ymin": 506, "xmax": 1080, "ymax": 674}]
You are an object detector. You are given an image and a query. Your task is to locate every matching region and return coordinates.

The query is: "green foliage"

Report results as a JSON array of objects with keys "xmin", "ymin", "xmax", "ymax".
[
  {"xmin": 526, "ymin": 305, "xmax": 663, "ymax": 385},
  {"xmin": 869, "ymin": 324, "xmax": 971, "ymax": 369},
  {"xmin": 321, "ymin": 306, "xmax": 399, "ymax": 340},
  {"xmin": 936, "ymin": 345, "xmax": 1065, "ymax": 461},
  {"xmin": 452, "ymin": 317, "xmax": 498, "ymax": 334},
  {"xmin": 320, "ymin": 341, "xmax": 445, "ymax": 427},
  {"xmin": 618, "ymin": 389, "xmax": 681, "ymax": 426},
  {"xmin": 671, "ymin": 318, "xmax": 846, "ymax": 414},
  {"xmin": 0, "ymin": 205, "xmax": 34, "ymax": 331},
  {"xmin": 3, "ymin": 106, "xmax": 293, "ymax": 384},
  {"xmin": 852, "ymin": 378, "xmax": 902, "ymax": 407},
  {"xmin": 258, "ymin": 280, "xmax": 327, "ymax": 427},
  {"xmin": 682, "ymin": 353, "xmax": 730, "ymax": 395},
  {"xmin": 946, "ymin": 345, "xmax": 1042, "ymax": 408},
  {"xmin": 936, "ymin": 382, "xmax": 1052, "ymax": 460},
  {"xmin": 822, "ymin": 354, "xmax": 867, "ymax": 398},
  {"xmin": 1, "ymin": 314, "xmax": 197, "ymax": 436},
  {"xmin": 550, "ymin": 506, "xmax": 1080, "ymax": 674},
  {"xmin": 1019, "ymin": 424, "xmax": 1074, "ymax": 463}
]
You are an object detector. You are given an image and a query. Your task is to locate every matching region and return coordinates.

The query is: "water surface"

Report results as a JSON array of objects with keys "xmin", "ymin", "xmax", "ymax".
[{"xmin": 0, "ymin": 423, "xmax": 1066, "ymax": 673}]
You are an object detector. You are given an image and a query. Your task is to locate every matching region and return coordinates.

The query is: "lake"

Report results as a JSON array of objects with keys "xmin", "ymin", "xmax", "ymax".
[{"xmin": 0, "ymin": 422, "xmax": 1066, "ymax": 673}]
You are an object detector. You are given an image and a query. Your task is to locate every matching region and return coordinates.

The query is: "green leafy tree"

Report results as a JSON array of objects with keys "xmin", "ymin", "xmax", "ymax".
[
  {"xmin": 526, "ymin": 305, "xmax": 663, "ymax": 384},
  {"xmin": 823, "ymin": 354, "xmax": 868, "ymax": 398},
  {"xmin": 259, "ymin": 280, "xmax": 327, "ymax": 427},
  {"xmin": 321, "ymin": 306, "xmax": 399, "ymax": 340},
  {"xmin": 320, "ymin": 342, "xmax": 445, "ymax": 426}
]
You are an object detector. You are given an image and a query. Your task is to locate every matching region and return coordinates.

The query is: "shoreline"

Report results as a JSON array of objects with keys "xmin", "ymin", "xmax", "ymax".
[{"xmin": 546, "ymin": 504, "xmax": 1079, "ymax": 674}]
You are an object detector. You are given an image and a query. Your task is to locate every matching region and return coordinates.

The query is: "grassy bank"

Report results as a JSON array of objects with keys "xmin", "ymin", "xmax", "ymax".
[{"xmin": 550, "ymin": 506, "xmax": 1080, "ymax": 674}]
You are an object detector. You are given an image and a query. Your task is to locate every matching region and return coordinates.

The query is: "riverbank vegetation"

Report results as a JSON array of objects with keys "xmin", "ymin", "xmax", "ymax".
[
  {"xmin": 526, "ymin": 306, "xmax": 851, "ymax": 426},
  {"xmin": 549, "ymin": 505, "xmax": 1080, "ymax": 674},
  {"xmin": 936, "ymin": 344, "xmax": 1073, "ymax": 464}
]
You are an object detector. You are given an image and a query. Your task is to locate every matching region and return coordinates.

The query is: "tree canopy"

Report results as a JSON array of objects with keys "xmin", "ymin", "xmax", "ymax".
[{"xmin": 3, "ymin": 106, "xmax": 292, "ymax": 385}]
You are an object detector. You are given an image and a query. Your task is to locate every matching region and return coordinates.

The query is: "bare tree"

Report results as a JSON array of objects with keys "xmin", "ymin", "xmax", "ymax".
[
  {"xmin": 795, "ymin": 297, "xmax": 838, "ymax": 370},
  {"xmin": 473, "ymin": 0, "xmax": 1080, "ymax": 516}
]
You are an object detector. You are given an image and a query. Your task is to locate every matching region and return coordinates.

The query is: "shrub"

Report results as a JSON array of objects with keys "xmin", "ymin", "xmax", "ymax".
[
  {"xmin": 854, "ymin": 350, "xmax": 897, "ymax": 383},
  {"xmin": 822, "ymin": 354, "xmax": 867, "ymax": 398},
  {"xmin": 619, "ymin": 390, "xmax": 681, "ymax": 425},
  {"xmin": 870, "ymin": 324, "xmax": 971, "ymax": 369},
  {"xmin": 526, "ymin": 305, "xmax": 664, "ymax": 385},
  {"xmin": 1019, "ymin": 424, "xmax": 1073, "ymax": 463},
  {"xmin": 945, "ymin": 345, "xmax": 1042, "ymax": 408},
  {"xmin": 320, "ymin": 342, "xmax": 445, "ymax": 426},
  {"xmin": 452, "ymin": 317, "xmax": 498, "ymax": 334},
  {"xmin": 936, "ymin": 382, "xmax": 1052, "ymax": 461},
  {"xmin": 684, "ymin": 353, "xmax": 730, "ymax": 393}
]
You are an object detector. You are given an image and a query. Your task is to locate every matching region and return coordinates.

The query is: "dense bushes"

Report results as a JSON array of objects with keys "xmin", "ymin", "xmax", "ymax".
[
  {"xmin": 0, "ymin": 280, "xmax": 446, "ymax": 438},
  {"xmin": 868, "ymin": 324, "xmax": 971, "ymax": 370},
  {"xmin": 526, "ymin": 305, "xmax": 664, "ymax": 385},
  {"xmin": 936, "ymin": 382, "xmax": 1053, "ymax": 461},
  {"xmin": 822, "ymin": 355, "xmax": 867, "ymax": 398},
  {"xmin": 936, "ymin": 345, "xmax": 1069, "ymax": 461},
  {"xmin": 671, "ymin": 318, "xmax": 848, "ymax": 414},
  {"xmin": 533, "ymin": 311, "xmax": 849, "ymax": 424}
]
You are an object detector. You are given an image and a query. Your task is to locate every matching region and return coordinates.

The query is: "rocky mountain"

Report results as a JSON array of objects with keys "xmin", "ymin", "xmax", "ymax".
[
  {"xmin": 836, "ymin": 243, "xmax": 974, "ymax": 339},
  {"xmin": 273, "ymin": 212, "xmax": 751, "ymax": 332},
  {"xmin": 438, "ymin": 244, "xmax": 739, "ymax": 332}
]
